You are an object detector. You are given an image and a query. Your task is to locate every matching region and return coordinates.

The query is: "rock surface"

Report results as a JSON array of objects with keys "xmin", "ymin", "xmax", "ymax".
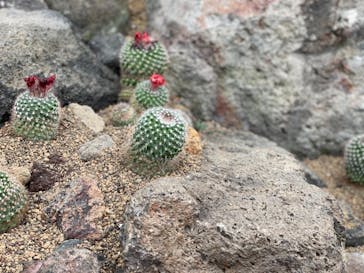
[
  {"xmin": 79, "ymin": 134, "xmax": 115, "ymax": 161},
  {"xmin": 89, "ymin": 32, "xmax": 124, "ymax": 73},
  {"xmin": 344, "ymin": 252, "xmax": 364, "ymax": 273},
  {"xmin": 0, "ymin": 0, "xmax": 47, "ymax": 10},
  {"xmin": 45, "ymin": 177, "xmax": 106, "ymax": 240},
  {"xmin": 23, "ymin": 240, "xmax": 100, "ymax": 273},
  {"xmin": 121, "ymin": 130, "xmax": 345, "ymax": 273},
  {"xmin": 0, "ymin": 8, "xmax": 119, "ymax": 123},
  {"xmin": 68, "ymin": 103, "xmax": 105, "ymax": 133},
  {"xmin": 146, "ymin": 0, "xmax": 364, "ymax": 157},
  {"xmin": 45, "ymin": 0, "xmax": 129, "ymax": 41}
]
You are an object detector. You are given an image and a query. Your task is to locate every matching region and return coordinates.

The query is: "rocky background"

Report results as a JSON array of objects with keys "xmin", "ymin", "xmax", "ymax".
[{"xmin": 0, "ymin": 0, "xmax": 364, "ymax": 272}]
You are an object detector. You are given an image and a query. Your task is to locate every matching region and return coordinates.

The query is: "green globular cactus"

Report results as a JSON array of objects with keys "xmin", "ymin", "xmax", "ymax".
[
  {"xmin": 120, "ymin": 32, "xmax": 168, "ymax": 89},
  {"xmin": 134, "ymin": 74, "xmax": 169, "ymax": 110},
  {"xmin": 12, "ymin": 74, "xmax": 61, "ymax": 140},
  {"xmin": 344, "ymin": 135, "xmax": 364, "ymax": 184},
  {"xmin": 131, "ymin": 107, "xmax": 187, "ymax": 162},
  {"xmin": 0, "ymin": 171, "xmax": 28, "ymax": 233}
]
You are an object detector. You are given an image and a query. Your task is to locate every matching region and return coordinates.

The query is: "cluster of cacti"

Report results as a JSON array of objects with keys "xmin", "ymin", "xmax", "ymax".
[
  {"xmin": 12, "ymin": 74, "xmax": 61, "ymax": 140},
  {"xmin": 344, "ymin": 135, "xmax": 364, "ymax": 184},
  {"xmin": 111, "ymin": 102, "xmax": 137, "ymax": 127},
  {"xmin": 120, "ymin": 32, "xmax": 168, "ymax": 89},
  {"xmin": 131, "ymin": 107, "xmax": 187, "ymax": 162},
  {"xmin": 0, "ymin": 171, "xmax": 28, "ymax": 233},
  {"xmin": 133, "ymin": 74, "xmax": 169, "ymax": 110}
]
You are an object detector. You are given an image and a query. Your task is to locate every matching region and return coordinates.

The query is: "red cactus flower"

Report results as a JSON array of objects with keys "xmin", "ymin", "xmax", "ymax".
[
  {"xmin": 150, "ymin": 74, "xmax": 165, "ymax": 89},
  {"xmin": 134, "ymin": 32, "xmax": 152, "ymax": 48},
  {"xmin": 24, "ymin": 74, "xmax": 56, "ymax": 97}
]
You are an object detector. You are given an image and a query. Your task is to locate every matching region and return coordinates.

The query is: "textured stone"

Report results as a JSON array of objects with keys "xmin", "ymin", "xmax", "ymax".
[
  {"xmin": 89, "ymin": 32, "xmax": 124, "ymax": 73},
  {"xmin": 121, "ymin": 130, "xmax": 345, "ymax": 273},
  {"xmin": 0, "ymin": 8, "xmax": 119, "ymax": 123},
  {"xmin": 145, "ymin": 0, "xmax": 364, "ymax": 157},
  {"xmin": 68, "ymin": 103, "xmax": 105, "ymax": 133},
  {"xmin": 27, "ymin": 162, "xmax": 57, "ymax": 192},
  {"xmin": 344, "ymin": 252, "xmax": 364, "ymax": 273},
  {"xmin": 45, "ymin": 177, "xmax": 106, "ymax": 240},
  {"xmin": 24, "ymin": 240, "xmax": 100, "ymax": 273},
  {"xmin": 45, "ymin": 0, "xmax": 129, "ymax": 41},
  {"xmin": 79, "ymin": 134, "xmax": 114, "ymax": 161},
  {"xmin": 0, "ymin": 0, "xmax": 47, "ymax": 10}
]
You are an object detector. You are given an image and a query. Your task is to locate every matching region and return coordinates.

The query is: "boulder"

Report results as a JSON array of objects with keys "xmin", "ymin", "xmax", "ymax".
[
  {"xmin": 145, "ymin": 0, "xmax": 364, "ymax": 157},
  {"xmin": 44, "ymin": 0, "xmax": 129, "ymax": 41},
  {"xmin": 0, "ymin": 0, "xmax": 47, "ymax": 10},
  {"xmin": 121, "ymin": 130, "xmax": 345, "ymax": 273},
  {"xmin": 0, "ymin": 8, "xmax": 119, "ymax": 123}
]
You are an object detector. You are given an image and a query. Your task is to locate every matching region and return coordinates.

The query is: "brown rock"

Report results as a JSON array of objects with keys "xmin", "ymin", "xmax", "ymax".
[
  {"xmin": 27, "ymin": 162, "xmax": 57, "ymax": 192},
  {"xmin": 23, "ymin": 240, "xmax": 100, "ymax": 273},
  {"xmin": 45, "ymin": 177, "xmax": 106, "ymax": 240},
  {"xmin": 185, "ymin": 127, "xmax": 202, "ymax": 155}
]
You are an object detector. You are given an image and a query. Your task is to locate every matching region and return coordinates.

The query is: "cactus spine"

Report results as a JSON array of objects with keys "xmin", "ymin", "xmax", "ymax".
[
  {"xmin": 134, "ymin": 74, "xmax": 168, "ymax": 110},
  {"xmin": 120, "ymin": 32, "xmax": 168, "ymax": 89},
  {"xmin": 131, "ymin": 107, "xmax": 186, "ymax": 162},
  {"xmin": 12, "ymin": 74, "xmax": 61, "ymax": 140},
  {"xmin": 345, "ymin": 135, "xmax": 364, "ymax": 184},
  {"xmin": 0, "ymin": 171, "xmax": 28, "ymax": 233}
]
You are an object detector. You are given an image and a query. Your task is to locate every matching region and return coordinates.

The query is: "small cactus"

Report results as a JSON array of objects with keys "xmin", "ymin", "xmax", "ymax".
[
  {"xmin": 120, "ymin": 32, "xmax": 168, "ymax": 89},
  {"xmin": 131, "ymin": 107, "xmax": 187, "ymax": 162},
  {"xmin": 111, "ymin": 102, "xmax": 136, "ymax": 127},
  {"xmin": 345, "ymin": 135, "xmax": 364, "ymax": 184},
  {"xmin": 133, "ymin": 74, "xmax": 168, "ymax": 110},
  {"xmin": 0, "ymin": 171, "xmax": 28, "ymax": 233},
  {"xmin": 12, "ymin": 74, "xmax": 61, "ymax": 140}
]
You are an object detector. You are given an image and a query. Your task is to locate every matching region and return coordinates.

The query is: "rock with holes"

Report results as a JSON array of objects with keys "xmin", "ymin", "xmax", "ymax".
[
  {"xmin": 146, "ymin": 0, "xmax": 364, "ymax": 157},
  {"xmin": 45, "ymin": 177, "xmax": 106, "ymax": 240},
  {"xmin": 0, "ymin": 8, "xmax": 119, "ymax": 123},
  {"xmin": 121, "ymin": 130, "xmax": 345, "ymax": 273}
]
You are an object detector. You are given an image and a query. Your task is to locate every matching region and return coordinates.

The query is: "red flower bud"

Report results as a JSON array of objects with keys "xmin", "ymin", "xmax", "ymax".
[
  {"xmin": 150, "ymin": 74, "xmax": 165, "ymax": 89},
  {"xmin": 24, "ymin": 74, "xmax": 56, "ymax": 97},
  {"xmin": 134, "ymin": 32, "xmax": 152, "ymax": 48}
]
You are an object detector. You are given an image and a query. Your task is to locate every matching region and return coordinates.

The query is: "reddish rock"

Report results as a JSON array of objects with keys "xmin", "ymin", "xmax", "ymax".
[
  {"xmin": 23, "ymin": 240, "xmax": 100, "ymax": 273},
  {"xmin": 27, "ymin": 162, "xmax": 57, "ymax": 192},
  {"xmin": 45, "ymin": 177, "xmax": 106, "ymax": 240}
]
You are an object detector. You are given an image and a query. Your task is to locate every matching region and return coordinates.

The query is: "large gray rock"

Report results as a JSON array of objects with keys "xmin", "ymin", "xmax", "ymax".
[
  {"xmin": 0, "ymin": 8, "xmax": 119, "ymax": 122},
  {"xmin": 121, "ymin": 131, "xmax": 345, "ymax": 273},
  {"xmin": 45, "ymin": 0, "xmax": 129, "ymax": 41},
  {"xmin": 146, "ymin": 0, "xmax": 364, "ymax": 157},
  {"xmin": 0, "ymin": 0, "xmax": 47, "ymax": 10}
]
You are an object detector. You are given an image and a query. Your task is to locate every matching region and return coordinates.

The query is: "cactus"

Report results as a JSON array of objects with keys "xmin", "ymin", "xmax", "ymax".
[
  {"xmin": 0, "ymin": 171, "xmax": 28, "ymax": 233},
  {"xmin": 131, "ymin": 107, "xmax": 187, "ymax": 162},
  {"xmin": 120, "ymin": 32, "xmax": 168, "ymax": 89},
  {"xmin": 12, "ymin": 74, "xmax": 61, "ymax": 140},
  {"xmin": 344, "ymin": 135, "xmax": 364, "ymax": 184},
  {"xmin": 111, "ymin": 102, "xmax": 136, "ymax": 127},
  {"xmin": 133, "ymin": 74, "xmax": 169, "ymax": 110}
]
